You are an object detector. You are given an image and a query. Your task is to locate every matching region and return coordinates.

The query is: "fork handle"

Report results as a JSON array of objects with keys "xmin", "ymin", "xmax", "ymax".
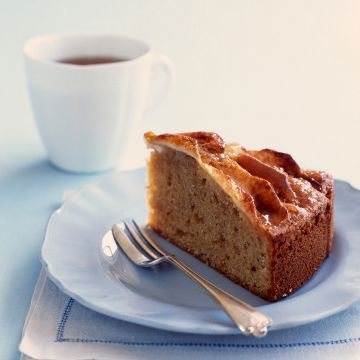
[{"xmin": 167, "ymin": 256, "xmax": 272, "ymax": 336}]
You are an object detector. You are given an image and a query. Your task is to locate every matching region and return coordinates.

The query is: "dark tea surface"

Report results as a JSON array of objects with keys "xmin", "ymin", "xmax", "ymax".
[{"xmin": 57, "ymin": 56, "xmax": 129, "ymax": 65}]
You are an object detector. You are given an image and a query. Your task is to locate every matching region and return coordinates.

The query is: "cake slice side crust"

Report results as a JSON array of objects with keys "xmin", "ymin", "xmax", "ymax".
[{"xmin": 269, "ymin": 199, "xmax": 332, "ymax": 300}]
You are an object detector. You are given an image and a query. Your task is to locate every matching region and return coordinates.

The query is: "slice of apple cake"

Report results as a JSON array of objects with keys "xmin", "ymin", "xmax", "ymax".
[{"xmin": 144, "ymin": 131, "xmax": 334, "ymax": 301}]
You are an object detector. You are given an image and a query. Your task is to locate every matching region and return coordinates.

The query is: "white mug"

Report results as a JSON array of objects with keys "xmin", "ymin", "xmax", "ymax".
[{"xmin": 24, "ymin": 33, "xmax": 174, "ymax": 173}]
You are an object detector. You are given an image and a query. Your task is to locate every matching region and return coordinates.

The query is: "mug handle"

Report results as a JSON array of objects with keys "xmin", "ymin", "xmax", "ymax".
[{"xmin": 146, "ymin": 52, "xmax": 175, "ymax": 110}]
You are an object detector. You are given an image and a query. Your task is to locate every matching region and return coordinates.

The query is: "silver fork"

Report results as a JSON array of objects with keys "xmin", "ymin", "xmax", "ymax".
[{"xmin": 112, "ymin": 220, "xmax": 272, "ymax": 337}]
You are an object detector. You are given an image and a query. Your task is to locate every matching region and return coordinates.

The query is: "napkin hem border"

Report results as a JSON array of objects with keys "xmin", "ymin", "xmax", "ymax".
[{"xmin": 56, "ymin": 297, "xmax": 360, "ymax": 349}]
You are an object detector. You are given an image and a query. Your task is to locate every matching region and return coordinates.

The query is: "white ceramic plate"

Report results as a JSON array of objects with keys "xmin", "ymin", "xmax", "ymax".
[{"xmin": 41, "ymin": 168, "xmax": 360, "ymax": 335}]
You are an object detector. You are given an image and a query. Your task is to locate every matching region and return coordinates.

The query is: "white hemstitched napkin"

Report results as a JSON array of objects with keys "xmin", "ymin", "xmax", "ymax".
[{"xmin": 19, "ymin": 268, "xmax": 360, "ymax": 360}]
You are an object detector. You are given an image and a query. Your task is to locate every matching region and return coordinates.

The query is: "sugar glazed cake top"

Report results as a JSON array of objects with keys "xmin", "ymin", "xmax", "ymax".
[{"xmin": 144, "ymin": 131, "xmax": 334, "ymax": 241}]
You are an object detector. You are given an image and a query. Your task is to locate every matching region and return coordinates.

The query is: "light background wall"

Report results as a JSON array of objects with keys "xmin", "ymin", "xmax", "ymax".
[{"xmin": 1, "ymin": 0, "xmax": 360, "ymax": 184}]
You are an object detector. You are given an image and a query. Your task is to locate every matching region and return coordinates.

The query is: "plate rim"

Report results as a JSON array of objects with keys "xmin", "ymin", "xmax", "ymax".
[{"xmin": 41, "ymin": 168, "xmax": 360, "ymax": 334}]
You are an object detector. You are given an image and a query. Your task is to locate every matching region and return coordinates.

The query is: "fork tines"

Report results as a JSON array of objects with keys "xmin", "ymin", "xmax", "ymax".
[{"xmin": 123, "ymin": 220, "xmax": 161, "ymax": 259}]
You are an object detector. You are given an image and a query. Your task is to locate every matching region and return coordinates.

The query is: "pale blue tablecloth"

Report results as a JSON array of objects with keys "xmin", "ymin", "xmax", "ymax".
[{"xmin": 0, "ymin": 154, "xmax": 98, "ymax": 359}]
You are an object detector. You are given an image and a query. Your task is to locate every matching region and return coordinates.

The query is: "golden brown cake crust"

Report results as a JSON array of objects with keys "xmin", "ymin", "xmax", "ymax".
[
  {"xmin": 145, "ymin": 131, "xmax": 333, "ymax": 236},
  {"xmin": 144, "ymin": 131, "xmax": 334, "ymax": 301}
]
